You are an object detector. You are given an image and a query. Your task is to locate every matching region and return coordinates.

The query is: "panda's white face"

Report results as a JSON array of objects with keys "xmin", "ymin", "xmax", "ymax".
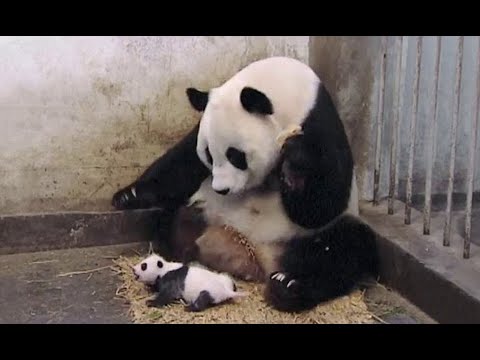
[
  {"xmin": 132, "ymin": 254, "xmax": 168, "ymax": 285},
  {"xmin": 192, "ymin": 87, "xmax": 280, "ymax": 195},
  {"xmin": 186, "ymin": 57, "xmax": 321, "ymax": 196}
]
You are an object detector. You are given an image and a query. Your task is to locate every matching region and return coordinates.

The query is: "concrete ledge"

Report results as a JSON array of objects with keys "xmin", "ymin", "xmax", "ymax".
[
  {"xmin": 360, "ymin": 200, "xmax": 480, "ymax": 324},
  {"xmin": 0, "ymin": 208, "xmax": 167, "ymax": 256}
]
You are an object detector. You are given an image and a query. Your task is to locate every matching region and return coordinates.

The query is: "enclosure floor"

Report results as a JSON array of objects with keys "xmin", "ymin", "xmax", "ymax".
[
  {"xmin": 0, "ymin": 243, "xmax": 435, "ymax": 324},
  {"xmin": 0, "ymin": 243, "xmax": 145, "ymax": 324}
]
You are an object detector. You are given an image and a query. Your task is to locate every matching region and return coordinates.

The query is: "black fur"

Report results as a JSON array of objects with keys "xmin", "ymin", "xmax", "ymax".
[
  {"xmin": 111, "ymin": 123, "xmax": 210, "ymax": 211},
  {"xmin": 187, "ymin": 290, "xmax": 215, "ymax": 312},
  {"xmin": 240, "ymin": 87, "xmax": 274, "ymax": 115},
  {"xmin": 226, "ymin": 147, "xmax": 247, "ymax": 170},
  {"xmin": 186, "ymin": 88, "xmax": 209, "ymax": 112},
  {"xmin": 146, "ymin": 266, "xmax": 189, "ymax": 308},
  {"xmin": 279, "ymin": 83, "xmax": 354, "ymax": 229},
  {"xmin": 112, "ymin": 77, "xmax": 378, "ymax": 313},
  {"xmin": 265, "ymin": 215, "xmax": 379, "ymax": 312}
]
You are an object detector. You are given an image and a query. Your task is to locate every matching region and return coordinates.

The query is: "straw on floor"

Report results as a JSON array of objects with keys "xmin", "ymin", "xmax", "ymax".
[{"xmin": 113, "ymin": 255, "xmax": 376, "ymax": 324}]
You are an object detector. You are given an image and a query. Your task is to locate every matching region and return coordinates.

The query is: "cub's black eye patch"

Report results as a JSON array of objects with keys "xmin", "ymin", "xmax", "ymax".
[
  {"xmin": 226, "ymin": 147, "xmax": 247, "ymax": 171},
  {"xmin": 141, "ymin": 263, "xmax": 147, "ymax": 271},
  {"xmin": 205, "ymin": 147, "xmax": 213, "ymax": 165},
  {"xmin": 157, "ymin": 260, "xmax": 163, "ymax": 268}
]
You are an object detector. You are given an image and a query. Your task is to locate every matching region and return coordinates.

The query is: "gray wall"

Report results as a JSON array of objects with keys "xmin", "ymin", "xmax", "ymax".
[
  {"xmin": 310, "ymin": 36, "xmax": 480, "ymax": 202},
  {"xmin": 5, "ymin": 36, "xmax": 473, "ymax": 216},
  {"xmin": 309, "ymin": 36, "xmax": 382, "ymax": 200},
  {"xmin": 373, "ymin": 36, "xmax": 480, "ymax": 201},
  {"xmin": 0, "ymin": 36, "xmax": 309, "ymax": 215}
]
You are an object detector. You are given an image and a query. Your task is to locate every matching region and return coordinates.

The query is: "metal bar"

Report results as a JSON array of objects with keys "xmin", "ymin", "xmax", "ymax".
[
  {"xmin": 405, "ymin": 36, "xmax": 423, "ymax": 225},
  {"xmin": 373, "ymin": 36, "xmax": 387, "ymax": 206},
  {"xmin": 423, "ymin": 36, "xmax": 442, "ymax": 235},
  {"xmin": 388, "ymin": 36, "xmax": 406, "ymax": 215},
  {"xmin": 464, "ymin": 37, "xmax": 480, "ymax": 259},
  {"xmin": 444, "ymin": 36, "xmax": 464, "ymax": 247}
]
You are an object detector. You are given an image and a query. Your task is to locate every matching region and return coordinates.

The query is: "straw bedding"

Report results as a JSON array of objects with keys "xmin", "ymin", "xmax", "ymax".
[{"xmin": 113, "ymin": 255, "xmax": 376, "ymax": 324}]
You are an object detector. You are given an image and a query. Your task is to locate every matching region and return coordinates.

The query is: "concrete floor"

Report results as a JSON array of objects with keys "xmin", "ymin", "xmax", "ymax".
[
  {"xmin": 0, "ymin": 242, "xmax": 436, "ymax": 324},
  {"xmin": 0, "ymin": 243, "xmax": 146, "ymax": 324}
]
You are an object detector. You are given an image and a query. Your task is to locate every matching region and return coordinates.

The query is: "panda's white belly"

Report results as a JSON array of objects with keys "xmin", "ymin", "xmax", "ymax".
[{"xmin": 188, "ymin": 178, "xmax": 313, "ymax": 245}]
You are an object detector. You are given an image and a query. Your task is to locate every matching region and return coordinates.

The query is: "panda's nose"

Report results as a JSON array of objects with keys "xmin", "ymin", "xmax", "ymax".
[{"xmin": 215, "ymin": 188, "xmax": 230, "ymax": 195}]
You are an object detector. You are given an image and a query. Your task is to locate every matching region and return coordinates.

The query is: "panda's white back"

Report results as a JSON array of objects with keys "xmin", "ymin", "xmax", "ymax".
[{"xmin": 182, "ymin": 266, "xmax": 235, "ymax": 304}]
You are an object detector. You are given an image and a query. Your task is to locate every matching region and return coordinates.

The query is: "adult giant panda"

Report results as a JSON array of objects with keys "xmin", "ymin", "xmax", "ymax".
[{"xmin": 112, "ymin": 56, "xmax": 379, "ymax": 312}]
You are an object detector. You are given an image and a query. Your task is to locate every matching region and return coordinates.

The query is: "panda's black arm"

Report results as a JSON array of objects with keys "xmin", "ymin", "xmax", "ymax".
[
  {"xmin": 279, "ymin": 84, "xmax": 354, "ymax": 229},
  {"xmin": 112, "ymin": 123, "xmax": 210, "ymax": 210},
  {"xmin": 146, "ymin": 281, "xmax": 180, "ymax": 308},
  {"xmin": 146, "ymin": 267, "xmax": 188, "ymax": 308}
]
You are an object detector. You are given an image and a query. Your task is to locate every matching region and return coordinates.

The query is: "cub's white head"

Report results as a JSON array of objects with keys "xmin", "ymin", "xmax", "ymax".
[{"xmin": 132, "ymin": 254, "xmax": 169, "ymax": 285}]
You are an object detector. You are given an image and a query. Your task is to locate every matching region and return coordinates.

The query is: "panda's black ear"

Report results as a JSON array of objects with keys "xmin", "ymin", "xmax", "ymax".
[
  {"xmin": 186, "ymin": 88, "xmax": 209, "ymax": 112},
  {"xmin": 240, "ymin": 87, "xmax": 274, "ymax": 116},
  {"xmin": 157, "ymin": 260, "xmax": 163, "ymax": 268}
]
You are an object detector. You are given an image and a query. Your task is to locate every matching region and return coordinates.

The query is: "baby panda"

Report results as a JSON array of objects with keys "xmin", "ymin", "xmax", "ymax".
[{"xmin": 133, "ymin": 253, "xmax": 248, "ymax": 312}]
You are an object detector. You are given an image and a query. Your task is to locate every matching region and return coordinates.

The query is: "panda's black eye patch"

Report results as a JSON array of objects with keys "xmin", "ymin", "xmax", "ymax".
[
  {"xmin": 205, "ymin": 146, "xmax": 213, "ymax": 165},
  {"xmin": 157, "ymin": 260, "xmax": 163, "ymax": 268},
  {"xmin": 226, "ymin": 147, "xmax": 247, "ymax": 171},
  {"xmin": 141, "ymin": 263, "xmax": 147, "ymax": 271}
]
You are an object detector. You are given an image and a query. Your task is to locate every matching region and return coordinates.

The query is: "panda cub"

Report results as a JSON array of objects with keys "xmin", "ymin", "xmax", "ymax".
[{"xmin": 133, "ymin": 254, "xmax": 248, "ymax": 312}]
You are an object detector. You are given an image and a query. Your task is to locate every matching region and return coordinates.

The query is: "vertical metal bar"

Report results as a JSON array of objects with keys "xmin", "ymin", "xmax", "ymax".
[
  {"xmin": 405, "ymin": 36, "xmax": 423, "ymax": 225},
  {"xmin": 423, "ymin": 36, "xmax": 442, "ymax": 235},
  {"xmin": 388, "ymin": 36, "xmax": 405, "ymax": 215},
  {"xmin": 444, "ymin": 36, "xmax": 464, "ymax": 247},
  {"xmin": 464, "ymin": 37, "xmax": 480, "ymax": 259},
  {"xmin": 373, "ymin": 36, "xmax": 387, "ymax": 206}
]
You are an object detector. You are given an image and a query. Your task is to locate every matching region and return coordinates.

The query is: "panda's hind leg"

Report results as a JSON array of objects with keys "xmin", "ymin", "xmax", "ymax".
[
  {"xmin": 186, "ymin": 290, "xmax": 215, "ymax": 312},
  {"xmin": 264, "ymin": 215, "xmax": 379, "ymax": 313}
]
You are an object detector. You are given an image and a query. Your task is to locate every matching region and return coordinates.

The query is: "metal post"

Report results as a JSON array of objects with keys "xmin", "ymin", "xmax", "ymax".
[
  {"xmin": 374, "ymin": 36, "xmax": 387, "ymax": 206},
  {"xmin": 444, "ymin": 36, "xmax": 464, "ymax": 247},
  {"xmin": 464, "ymin": 37, "xmax": 480, "ymax": 259},
  {"xmin": 388, "ymin": 36, "xmax": 406, "ymax": 215},
  {"xmin": 405, "ymin": 36, "xmax": 423, "ymax": 225},
  {"xmin": 423, "ymin": 36, "xmax": 442, "ymax": 235}
]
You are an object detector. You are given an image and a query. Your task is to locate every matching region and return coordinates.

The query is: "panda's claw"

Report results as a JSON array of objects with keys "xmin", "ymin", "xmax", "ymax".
[
  {"xmin": 269, "ymin": 272, "xmax": 298, "ymax": 290},
  {"xmin": 112, "ymin": 186, "xmax": 138, "ymax": 210}
]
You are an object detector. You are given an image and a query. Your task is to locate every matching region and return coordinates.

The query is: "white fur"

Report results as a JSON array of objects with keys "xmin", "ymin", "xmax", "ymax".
[
  {"xmin": 182, "ymin": 267, "xmax": 246, "ymax": 304},
  {"xmin": 133, "ymin": 254, "xmax": 182, "ymax": 285},
  {"xmin": 189, "ymin": 56, "xmax": 360, "ymax": 272},
  {"xmin": 191, "ymin": 177, "xmax": 315, "ymax": 246},
  {"xmin": 133, "ymin": 254, "xmax": 247, "ymax": 306},
  {"xmin": 196, "ymin": 57, "xmax": 320, "ymax": 194}
]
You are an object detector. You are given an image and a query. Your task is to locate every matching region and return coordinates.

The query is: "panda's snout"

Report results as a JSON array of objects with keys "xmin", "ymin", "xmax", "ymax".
[
  {"xmin": 132, "ymin": 268, "xmax": 139, "ymax": 280},
  {"xmin": 215, "ymin": 188, "xmax": 230, "ymax": 195}
]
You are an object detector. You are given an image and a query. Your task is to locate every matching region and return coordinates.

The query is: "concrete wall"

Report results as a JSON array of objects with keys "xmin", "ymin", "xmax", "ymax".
[
  {"xmin": 0, "ymin": 36, "xmax": 309, "ymax": 215},
  {"xmin": 309, "ymin": 36, "xmax": 382, "ymax": 200}
]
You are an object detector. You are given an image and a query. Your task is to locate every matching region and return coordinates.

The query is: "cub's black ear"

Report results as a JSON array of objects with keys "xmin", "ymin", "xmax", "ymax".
[
  {"xmin": 186, "ymin": 88, "xmax": 209, "ymax": 112},
  {"xmin": 157, "ymin": 260, "xmax": 163, "ymax": 268},
  {"xmin": 240, "ymin": 87, "xmax": 274, "ymax": 115}
]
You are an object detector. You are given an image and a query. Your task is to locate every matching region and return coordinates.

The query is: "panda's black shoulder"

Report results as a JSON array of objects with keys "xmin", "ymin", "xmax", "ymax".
[
  {"xmin": 162, "ymin": 265, "xmax": 189, "ymax": 283},
  {"xmin": 302, "ymin": 82, "xmax": 352, "ymax": 154}
]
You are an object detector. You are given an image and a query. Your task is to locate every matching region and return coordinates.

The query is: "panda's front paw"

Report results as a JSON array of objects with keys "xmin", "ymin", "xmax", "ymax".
[
  {"xmin": 265, "ymin": 271, "xmax": 304, "ymax": 312},
  {"xmin": 111, "ymin": 186, "xmax": 138, "ymax": 210},
  {"xmin": 270, "ymin": 272, "xmax": 299, "ymax": 290},
  {"xmin": 279, "ymin": 135, "xmax": 314, "ymax": 193}
]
